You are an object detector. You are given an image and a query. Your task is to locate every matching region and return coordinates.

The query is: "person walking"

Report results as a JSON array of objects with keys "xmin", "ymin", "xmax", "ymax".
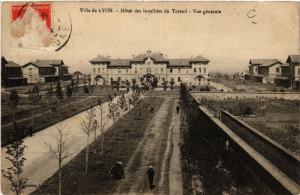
[
  {"xmin": 176, "ymin": 105, "xmax": 180, "ymax": 114},
  {"xmin": 147, "ymin": 165, "xmax": 155, "ymax": 190}
]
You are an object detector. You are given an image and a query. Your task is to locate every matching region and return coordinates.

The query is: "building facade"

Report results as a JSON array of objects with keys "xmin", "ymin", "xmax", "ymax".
[
  {"xmin": 1, "ymin": 57, "xmax": 27, "ymax": 87},
  {"xmin": 23, "ymin": 60, "xmax": 72, "ymax": 84},
  {"xmin": 286, "ymin": 55, "xmax": 300, "ymax": 89},
  {"xmin": 90, "ymin": 51, "xmax": 210, "ymax": 86}
]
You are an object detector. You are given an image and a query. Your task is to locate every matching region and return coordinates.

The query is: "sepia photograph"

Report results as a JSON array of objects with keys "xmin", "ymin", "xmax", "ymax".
[{"xmin": 1, "ymin": 1, "xmax": 300, "ymax": 194}]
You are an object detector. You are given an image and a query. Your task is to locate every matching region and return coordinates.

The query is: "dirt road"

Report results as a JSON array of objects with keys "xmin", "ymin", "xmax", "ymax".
[{"xmin": 113, "ymin": 98, "xmax": 183, "ymax": 195}]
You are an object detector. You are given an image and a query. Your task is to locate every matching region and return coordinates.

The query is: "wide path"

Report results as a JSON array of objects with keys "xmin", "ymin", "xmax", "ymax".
[
  {"xmin": 113, "ymin": 98, "xmax": 183, "ymax": 195},
  {"xmin": 1, "ymin": 94, "xmax": 130, "ymax": 195}
]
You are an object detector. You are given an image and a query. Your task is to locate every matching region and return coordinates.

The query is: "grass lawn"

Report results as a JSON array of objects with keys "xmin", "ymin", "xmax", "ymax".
[
  {"xmin": 1, "ymin": 86, "xmax": 125, "ymax": 146},
  {"xmin": 213, "ymin": 78, "xmax": 294, "ymax": 92},
  {"xmin": 198, "ymin": 97, "xmax": 300, "ymax": 154},
  {"xmin": 32, "ymin": 97, "xmax": 164, "ymax": 195}
]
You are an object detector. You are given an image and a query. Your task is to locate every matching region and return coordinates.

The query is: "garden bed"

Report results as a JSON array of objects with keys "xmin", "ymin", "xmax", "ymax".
[{"xmin": 32, "ymin": 97, "xmax": 164, "ymax": 194}]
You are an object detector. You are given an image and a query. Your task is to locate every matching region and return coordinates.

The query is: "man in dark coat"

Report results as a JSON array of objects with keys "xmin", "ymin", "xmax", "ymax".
[
  {"xmin": 176, "ymin": 105, "xmax": 180, "ymax": 114},
  {"xmin": 147, "ymin": 166, "xmax": 155, "ymax": 190},
  {"xmin": 110, "ymin": 162, "xmax": 124, "ymax": 180}
]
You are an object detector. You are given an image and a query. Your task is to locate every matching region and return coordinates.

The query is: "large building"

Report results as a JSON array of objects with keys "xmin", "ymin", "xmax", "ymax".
[{"xmin": 90, "ymin": 51, "xmax": 210, "ymax": 86}]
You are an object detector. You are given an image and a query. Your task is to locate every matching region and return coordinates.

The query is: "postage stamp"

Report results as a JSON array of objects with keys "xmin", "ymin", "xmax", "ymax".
[{"xmin": 12, "ymin": 3, "xmax": 51, "ymax": 30}]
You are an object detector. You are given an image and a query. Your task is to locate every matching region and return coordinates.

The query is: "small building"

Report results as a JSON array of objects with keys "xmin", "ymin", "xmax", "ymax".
[
  {"xmin": 73, "ymin": 71, "xmax": 84, "ymax": 83},
  {"xmin": 248, "ymin": 59, "xmax": 282, "ymax": 84},
  {"xmin": 1, "ymin": 57, "xmax": 27, "ymax": 87},
  {"xmin": 274, "ymin": 63, "xmax": 290, "ymax": 87},
  {"xmin": 22, "ymin": 60, "xmax": 72, "ymax": 84},
  {"xmin": 286, "ymin": 55, "xmax": 300, "ymax": 89}
]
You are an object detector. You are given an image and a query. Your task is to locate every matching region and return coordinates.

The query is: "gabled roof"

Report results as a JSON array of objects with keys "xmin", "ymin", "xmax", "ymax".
[
  {"xmin": 249, "ymin": 59, "xmax": 281, "ymax": 67},
  {"xmin": 286, "ymin": 55, "xmax": 300, "ymax": 64},
  {"xmin": 23, "ymin": 62, "xmax": 53, "ymax": 68},
  {"xmin": 90, "ymin": 55, "xmax": 110, "ymax": 63},
  {"xmin": 73, "ymin": 71, "xmax": 83, "ymax": 75},
  {"xmin": 190, "ymin": 55, "xmax": 209, "ymax": 62},
  {"xmin": 131, "ymin": 52, "xmax": 168, "ymax": 62},
  {"xmin": 1, "ymin": 57, "xmax": 8, "ymax": 65},
  {"xmin": 6, "ymin": 61, "xmax": 21, "ymax": 68}
]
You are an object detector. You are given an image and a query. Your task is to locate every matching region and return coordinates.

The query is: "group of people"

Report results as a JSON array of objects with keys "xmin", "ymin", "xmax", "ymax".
[{"xmin": 110, "ymin": 162, "xmax": 156, "ymax": 190}]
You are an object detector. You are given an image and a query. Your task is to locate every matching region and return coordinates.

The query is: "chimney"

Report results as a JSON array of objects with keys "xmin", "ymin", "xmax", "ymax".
[{"xmin": 147, "ymin": 50, "xmax": 151, "ymax": 55}]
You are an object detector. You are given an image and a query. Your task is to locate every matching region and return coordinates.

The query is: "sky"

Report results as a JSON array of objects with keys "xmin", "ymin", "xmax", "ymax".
[{"xmin": 2, "ymin": 1, "xmax": 299, "ymax": 73}]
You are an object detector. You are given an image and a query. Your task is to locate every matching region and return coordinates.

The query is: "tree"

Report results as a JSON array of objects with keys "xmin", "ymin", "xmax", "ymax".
[
  {"xmin": 98, "ymin": 98, "xmax": 105, "ymax": 155},
  {"xmin": 132, "ymin": 78, "xmax": 137, "ymax": 89},
  {"xmin": 162, "ymin": 80, "xmax": 168, "ymax": 91},
  {"xmin": 46, "ymin": 125, "xmax": 72, "ymax": 195},
  {"xmin": 55, "ymin": 81, "xmax": 64, "ymax": 116},
  {"xmin": 46, "ymin": 85, "xmax": 54, "ymax": 107},
  {"xmin": 107, "ymin": 102, "xmax": 120, "ymax": 124},
  {"xmin": 83, "ymin": 86, "xmax": 89, "ymax": 96},
  {"xmin": 1, "ymin": 128, "xmax": 35, "ymax": 195},
  {"xmin": 170, "ymin": 78, "xmax": 175, "ymax": 90},
  {"xmin": 9, "ymin": 90, "xmax": 20, "ymax": 123},
  {"xmin": 125, "ymin": 80, "xmax": 130, "ymax": 91},
  {"xmin": 81, "ymin": 108, "xmax": 96, "ymax": 175},
  {"xmin": 66, "ymin": 85, "xmax": 73, "ymax": 99},
  {"xmin": 117, "ymin": 94, "xmax": 128, "ymax": 123},
  {"xmin": 28, "ymin": 85, "xmax": 41, "ymax": 131}
]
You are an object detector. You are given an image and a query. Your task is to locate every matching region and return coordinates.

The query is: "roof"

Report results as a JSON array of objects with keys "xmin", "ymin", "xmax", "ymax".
[
  {"xmin": 23, "ymin": 62, "xmax": 53, "ymax": 68},
  {"xmin": 90, "ymin": 55, "xmax": 110, "ymax": 63},
  {"xmin": 73, "ymin": 71, "xmax": 83, "ymax": 75},
  {"xmin": 5, "ymin": 61, "xmax": 21, "ymax": 68},
  {"xmin": 249, "ymin": 59, "xmax": 281, "ymax": 67},
  {"xmin": 36, "ymin": 60, "xmax": 63, "ymax": 65},
  {"xmin": 190, "ymin": 55, "xmax": 209, "ymax": 62},
  {"xmin": 169, "ymin": 59, "xmax": 191, "ymax": 67},
  {"xmin": 90, "ymin": 51, "xmax": 209, "ymax": 68},
  {"xmin": 109, "ymin": 59, "xmax": 131, "ymax": 67},
  {"xmin": 287, "ymin": 55, "xmax": 300, "ymax": 64}
]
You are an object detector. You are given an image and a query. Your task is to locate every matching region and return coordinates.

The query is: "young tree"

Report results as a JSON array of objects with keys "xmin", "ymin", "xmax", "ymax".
[
  {"xmin": 117, "ymin": 94, "xmax": 128, "ymax": 123},
  {"xmin": 46, "ymin": 85, "xmax": 54, "ymax": 107},
  {"xmin": 125, "ymin": 80, "xmax": 130, "ymax": 91},
  {"xmin": 162, "ymin": 80, "xmax": 168, "ymax": 91},
  {"xmin": 1, "ymin": 128, "xmax": 35, "ymax": 195},
  {"xmin": 107, "ymin": 102, "xmax": 120, "ymax": 124},
  {"xmin": 81, "ymin": 108, "xmax": 96, "ymax": 175},
  {"xmin": 28, "ymin": 85, "xmax": 41, "ymax": 131},
  {"xmin": 97, "ymin": 98, "xmax": 105, "ymax": 155},
  {"xmin": 170, "ymin": 78, "xmax": 175, "ymax": 90},
  {"xmin": 66, "ymin": 85, "xmax": 73, "ymax": 99},
  {"xmin": 55, "ymin": 81, "xmax": 64, "ymax": 116},
  {"xmin": 132, "ymin": 78, "xmax": 137, "ymax": 89},
  {"xmin": 46, "ymin": 125, "xmax": 72, "ymax": 195},
  {"xmin": 9, "ymin": 90, "xmax": 20, "ymax": 124}
]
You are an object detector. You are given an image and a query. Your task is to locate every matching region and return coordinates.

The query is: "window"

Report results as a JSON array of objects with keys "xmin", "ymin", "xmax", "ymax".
[
  {"xmin": 276, "ymin": 68, "xmax": 280, "ymax": 73},
  {"xmin": 161, "ymin": 68, "xmax": 164, "ymax": 73},
  {"xmin": 126, "ymin": 69, "xmax": 129, "ymax": 73},
  {"xmin": 98, "ymin": 68, "xmax": 100, "ymax": 73},
  {"xmin": 199, "ymin": 68, "xmax": 201, "ymax": 73},
  {"xmin": 178, "ymin": 77, "xmax": 181, "ymax": 82},
  {"xmin": 194, "ymin": 68, "xmax": 196, "ymax": 73},
  {"xmin": 93, "ymin": 68, "xmax": 96, "ymax": 74},
  {"xmin": 135, "ymin": 67, "xmax": 137, "ymax": 73},
  {"xmin": 178, "ymin": 68, "xmax": 181, "ymax": 73},
  {"xmin": 155, "ymin": 68, "xmax": 158, "ymax": 72},
  {"xmin": 147, "ymin": 68, "xmax": 151, "ymax": 73},
  {"xmin": 140, "ymin": 68, "xmax": 143, "ymax": 71},
  {"xmin": 29, "ymin": 68, "xmax": 33, "ymax": 76},
  {"xmin": 186, "ymin": 70, "xmax": 188, "ymax": 73},
  {"xmin": 118, "ymin": 70, "xmax": 121, "ymax": 74},
  {"xmin": 203, "ymin": 67, "xmax": 206, "ymax": 73},
  {"xmin": 170, "ymin": 68, "xmax": 173, "ymax": 73}
]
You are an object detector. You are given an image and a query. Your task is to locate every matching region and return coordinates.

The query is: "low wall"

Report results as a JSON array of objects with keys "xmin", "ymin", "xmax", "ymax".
[
  {"xmin": 220, "ymin": 110, "xmax": 300, "ymax": 185},
  {"xmin": 197, "ymin": 106, "xmax": 300, "ymax": 194}
]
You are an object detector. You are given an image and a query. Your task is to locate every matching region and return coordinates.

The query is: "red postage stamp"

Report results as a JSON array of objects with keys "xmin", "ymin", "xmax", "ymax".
[{"xmin": 11, "ymin": 3, "xmax": 51, "ymax": 30}]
